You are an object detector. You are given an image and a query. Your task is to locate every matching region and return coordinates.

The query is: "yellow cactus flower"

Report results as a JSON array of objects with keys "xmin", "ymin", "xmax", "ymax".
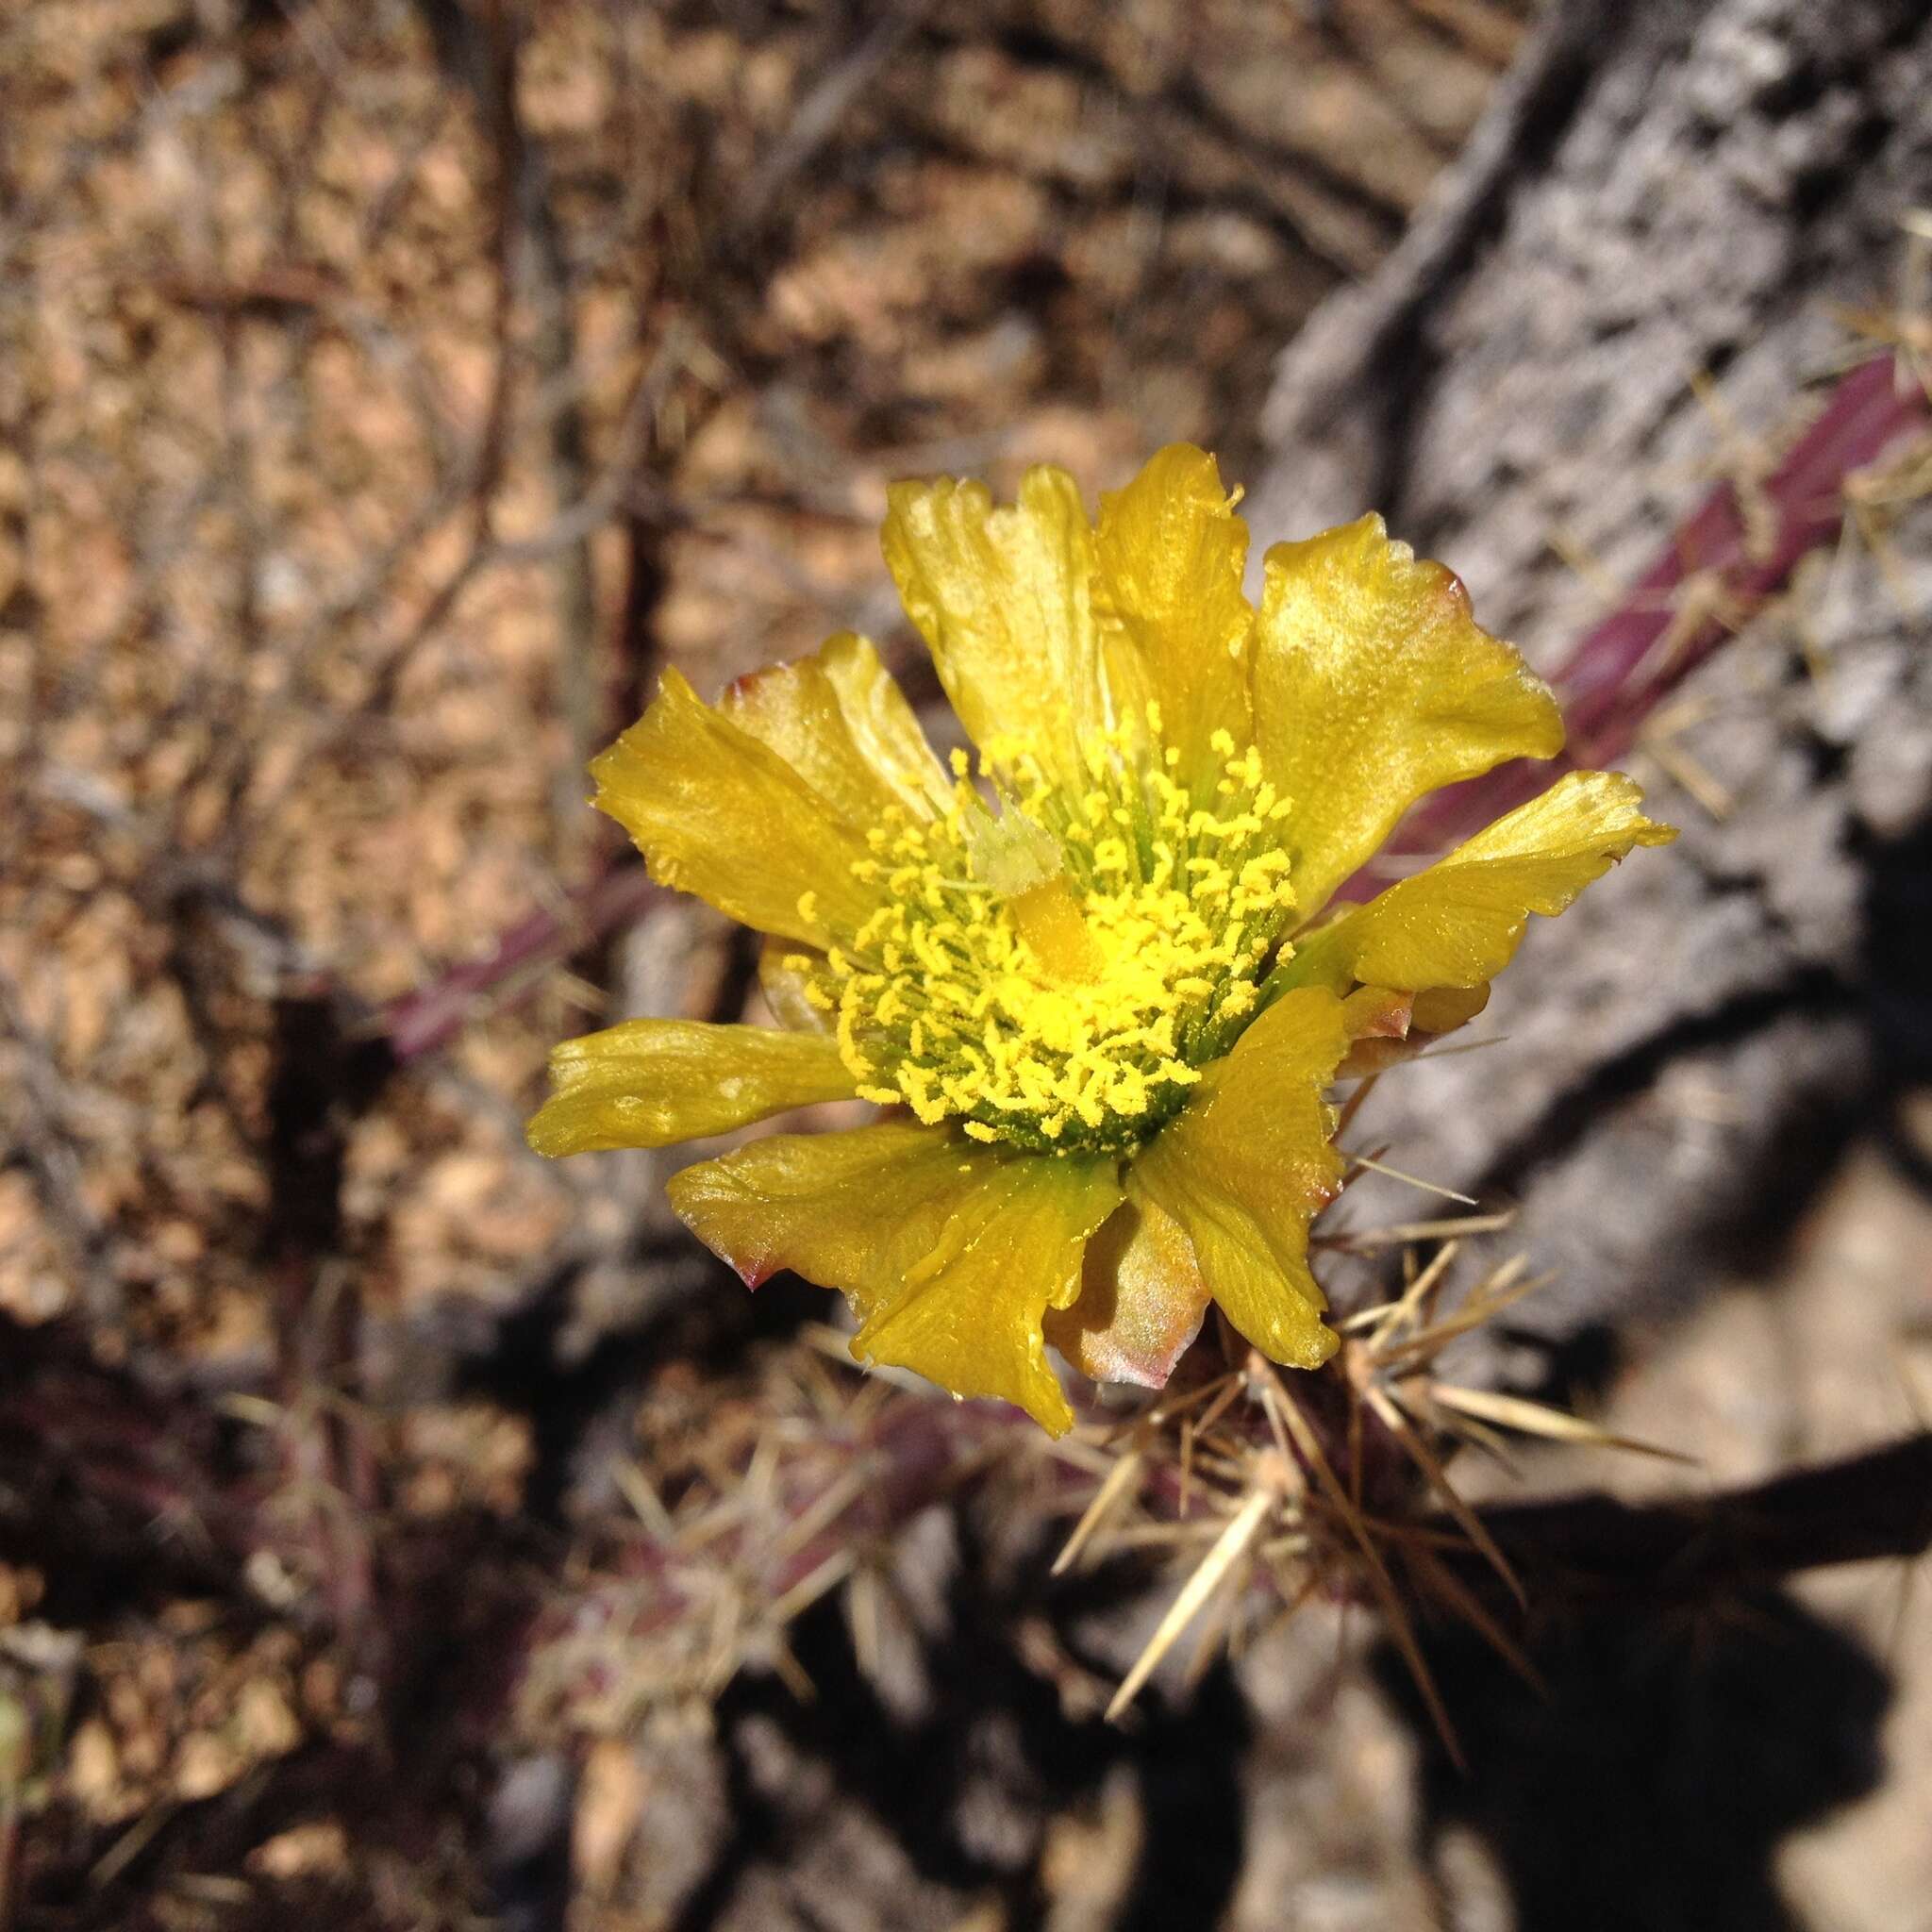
[{"xmin": 527, "ymin": 447, "xmax": 1675, "ymax": 1435}]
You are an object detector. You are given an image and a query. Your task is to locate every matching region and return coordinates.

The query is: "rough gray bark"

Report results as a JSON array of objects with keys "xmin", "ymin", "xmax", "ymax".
[{"xmin": 1252, "ymin": 0, "xmax": 1932, "ymax": 1366}]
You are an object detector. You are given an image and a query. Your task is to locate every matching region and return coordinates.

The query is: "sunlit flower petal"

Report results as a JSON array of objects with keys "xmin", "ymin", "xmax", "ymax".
[
  {"xmin": 721, "ymin": 631, "xmax": 953, "ymax": 824},
  {"xmin": 591, "ymin": 666, "xmax": 883, "ymax": 945},
  {"xmin": 1333, "ymin": 984, "xmax": 1493, "ymax": 1079},
  {"xmin": 1254, "ymin": 514, "xmax": 1564, "ymax": 921},
  {"xmin": 1043, "ymin": 1195, "xmax": 1212, "ymax": 1391},
  {"xmin": 668, "ymin": 1124, "xmax": 1122, "ymax": 1434},
  {"xmin": 1094, "ymin": 443, "xmax": 1254, "ymax": 790},
  {"xmin": 533, "ymin": 450, "xmax": 1677, "ymax": 1430},
  {"xmin": 882, "ymin": 465, "xmax": 1107, "ymax": 791},
  {"xmin": 526, "ymin": 1018, "xmax": 858, "ymax": 1156},
  {"xmin": 1280, "ymin": 770, "xmax": 1675, "ymax": 999},
  {"xmin": 1132, "ymin": 986, "xmax": 1353, "ymax": 1371},
  {"xmin": 757, "ymin": 937, "xmax": 832, "ymax": 1033}
]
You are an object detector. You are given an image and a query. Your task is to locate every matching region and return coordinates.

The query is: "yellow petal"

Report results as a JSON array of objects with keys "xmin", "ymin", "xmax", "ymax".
[
  {"xmin": 881, "ymin": 465, "xmax": 1106, "ymax": 790},
  {"xmin": 1334, "ymin": 984, "xmax": 1493, "ymax": 1078},
  {"xmin": 1339, "ymin": 984, "xmax": 1413, "ymax": 1048},
  {"xmin": 525, "ymin": 1019, "xmax": 856, "ymax": 1157},
  {"xmin": 1133, "ymin": 986, "xmax": 1351, "ymax": 1371},
  {"xmin": 591, "ymin": 668, "xmax": 881, "ymax": 946},
  {"xmin": 1282, "ymin": 770, "xmax": 1676, "ymax": 997},
  {"xmin": 757, "ymin": 937, "xmax": 832, "ymax": 1033},
  {"xmin": 668, "ymin": 1124, "xmax": 1123, "ymax": 1434},
  {"xmin": 1094, "ymin": 444, "xmax": 1254, "ymax": 788},
  {"xmin": 1412, "ymin": 984, "xmax": 1492, "ymax": 1032},
  {"xmin": 1043, "ymin": 1194, "xmax": 1212, "ymax": 1391},
  {"xmin": 1254, "ymin": 515, "xmax": 1564, "ymax": 921},
  {"xmin": 721, "ymin": 631, "xmax": 952, "ymax": 824}
]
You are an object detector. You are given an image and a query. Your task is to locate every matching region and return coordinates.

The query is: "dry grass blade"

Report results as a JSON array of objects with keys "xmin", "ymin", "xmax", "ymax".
[
  {"xmin": 767, "ymin": 1546, "xmax": 858, "ymax": 1627},
  {"xmin": 1364, "ymin": 1517, "xmax": 1495, "ymax": 1556},
  {"xmin": 1341, "ymin": 1153, "xmax": 1480, "ymax": 1207},
  {"xmin": 1643, "ymin": 729, "xmax": 1736, "ymax": 818},
  {"xmin": 1264, "ymin": 1372, "xmax": 1464, "ymax": 1769},
  {"xmin": 1138, "ymin": 1368, "xmax": 1243, "ymax": 1434},
  {"xmin": 846, "ymin": 1561, "xmax": 882, "ymax": 1685},
  {"xmin": 1427, "ymin": 1383, "xmax": 1699, "ymax": 1463},
  {"xmin": 1414, "ymin": 1034, "xmax": 1514, "ymax": 1062},
  {"xmin": 1042, "ymin": 1433, "xmax": 1125, "ymax": 1480},
  {"xmin": 1106, "ymin": 1486, "xmax": 1275, "ymax": 1723},
  {"xmin": 767, "ymin": 1637, "xmax": 817, "ymax": 1703},
  {"xmin": 1054, "ymin": 1447, "xmax": 1146, "ymax": 1575},
  {"xmin": 1257, "ymin": 1559, "xmax": 1329, "ymax": 1644},
  {"xmin": 1401, "ymin": 1541, "xmax": 1546, "ymax": 1695},
  {"xmin": 1435, "ymin": 1407, "xmax": 1526, "ymax": 1473},
  {"xmin": 612, "ymin": 1458, "xmax": 677, "ymax": 1541},
  {"xmin": 771, "ymin": 1462, "xmax": 874, "ymax": 1560},
  {"xmin": 1341, "ymin": 1239, "xmax": 1462, "ymax": 1341},
  {"xmin": 1363, "ymin": 1382, "xmax": 1525, "ymax": 1610},
  {"xmin": 1184, "ymin": 1543, "xmax": 1265, "ymax": 1690},
  {"xmin": 1374, "ymin": 1262, "xmax": 1554, "ymax": 1368},
  {"xmin": 1333, "ymin": 1069, "xmax": 1383, "ymax": 1139},
  {"xmin": 1102, "ymin": 1521, "xmax": 1231, "ymax": 1555}
]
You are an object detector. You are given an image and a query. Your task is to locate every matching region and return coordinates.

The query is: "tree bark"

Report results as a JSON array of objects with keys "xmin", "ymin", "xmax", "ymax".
[{"xmin": 1253, "ymin": 0, "xmax": 1932, "ymax": 1367}]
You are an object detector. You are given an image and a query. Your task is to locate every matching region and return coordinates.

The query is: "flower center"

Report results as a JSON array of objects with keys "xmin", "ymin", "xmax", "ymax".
[{"xmin": 788, "ymin": 716, "xmax": 1299, "ymax": 1155}]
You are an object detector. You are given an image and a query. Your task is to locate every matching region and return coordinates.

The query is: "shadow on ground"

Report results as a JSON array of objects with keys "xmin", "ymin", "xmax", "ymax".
[{"xmin": 1379, "ymin": 1589, "xmax": 1891, "ymax": 1932}]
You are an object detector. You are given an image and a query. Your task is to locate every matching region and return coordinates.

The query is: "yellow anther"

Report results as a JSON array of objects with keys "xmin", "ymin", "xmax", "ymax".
[{"xmin": 815, "ymin": 722, "xmax": 1298, "ymax": 1151}]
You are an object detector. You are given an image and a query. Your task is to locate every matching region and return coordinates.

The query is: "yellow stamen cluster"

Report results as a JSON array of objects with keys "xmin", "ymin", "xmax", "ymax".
[{"xmin": 789, "ymin": 714, "xmax": 1298, "ymax": 1155}]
